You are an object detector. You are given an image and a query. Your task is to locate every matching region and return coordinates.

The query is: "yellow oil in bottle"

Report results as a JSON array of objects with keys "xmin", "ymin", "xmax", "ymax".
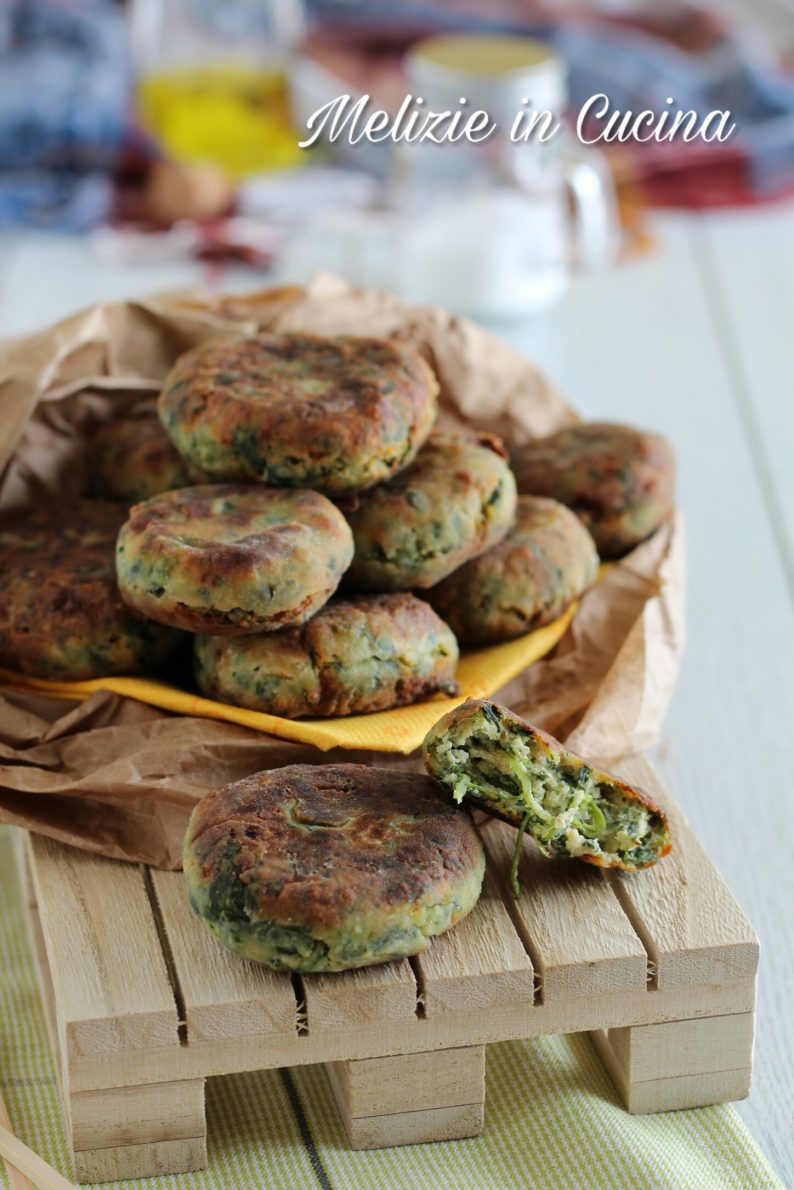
[{"xmin": 138, "ymin": 64, "xmax": 303, "ymax": 178}]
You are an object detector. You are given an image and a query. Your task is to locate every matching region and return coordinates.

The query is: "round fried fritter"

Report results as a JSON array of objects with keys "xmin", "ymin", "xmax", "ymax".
[
  {"xmin": 158, "ymin": 332, "xmax": 439, "ymax": 495},
  {"xmin": 193, "ymin": 593, "xmax": 459, "ymax": 718},
  {"xmin": 428, "ymin": 496, "xmax": 599, "ymax": 645},
  {"xmin": 0, "ymin": 500, "xmax": 183, "ymax": 679},
  {"xmin": 183, "ymin": 764, "xmax": 485, "ymax": 971},
  {"xmin": 116, "ymin": 484, "xmax": 354, "ymax": 635},
  {"xmin": 343, "ymin": 433, "xmax": 517, "ymax": 591},
  {"xmin": 90, "ymin": 400, "xmax": 204, "ymax": 504},
  {"xmin": 511, "ymin": 422, "xmax": 675, "ymax": 558}
]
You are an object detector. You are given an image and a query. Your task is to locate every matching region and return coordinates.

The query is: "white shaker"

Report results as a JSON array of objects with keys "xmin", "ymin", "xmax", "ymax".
[{"xmin": 395, "ymin": 33, "xmax": 618, "ymax": 318}]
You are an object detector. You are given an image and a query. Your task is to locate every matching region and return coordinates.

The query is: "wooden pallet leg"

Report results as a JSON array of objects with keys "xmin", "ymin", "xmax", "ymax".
[
  {"xmin": 326, "ymin": 1045, "xmax": 485, "ymax": 1150},
  {"xmin": 591, "ymin": 1012, "xmax": 755, "ymax": 1114},
  {"xmin": 68, "ymin": 1080, "xmax": 207, "ymax": 1183},
  {"xmin": 14, "ymin": 835, "xmax": 208, "ymax": 1182}
]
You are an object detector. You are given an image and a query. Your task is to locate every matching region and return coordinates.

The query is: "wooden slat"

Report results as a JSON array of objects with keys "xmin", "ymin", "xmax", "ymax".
[
  {"xmin": 71, "ymin": 1080, "xmax": 205, "ymax": 1151},
  {"xmin": 148, "ymin": 870, "xmax": 297, "ymax": 1043},
  {"xmin": 605, "ymin": 1013, "xmax": 755, "ymax": 1083},
  {"xmin": 16, "ymin": 805, "xmax": 758, "ymax": 1094},
  {"xmin": 10, "ymin": 828, "xmax": 35, "ymax": 910},
  {"xmin": 54, "ymin": 974, "xmax": 759, "ymax": 1094},
  {"xmin": 18, "ymin": 842, "xmax": 63, "ymax": 1088},
  {"xmin": 338, "ymin": 1102, "xmax": 484, "ymax": 1150},
  {"xmin": 592, "ymin": 1029, "xmax": 752, "ymax": 1115},
  {"xmin": 27, "ymin": 836, "xmax": 179, "ymax": 1063},
  {"xmin": 610, "ymin": 757, "xmax": 759, "ymax": 989},
  {"xmin": 303, "ymin": 960, "xmax": 418, "ymax": 1031},
  {"xmin": 326, "ymin": 1046, "xmax": 486, "ymax": 1150},
  {"xmin": 72, "ymin": 1136, "xmax": 207, "ymax": 1183},
  {"xmin": 412, "ymin": 866, "xmax": 535, "ymax": 1014},
  {"xmin": 481, "ymin": 820, "xmax": 648, "ymax": 1002},
  {"xmin": 325, "ymin": 1045, "xmax": 485, "ymax": 1118}
]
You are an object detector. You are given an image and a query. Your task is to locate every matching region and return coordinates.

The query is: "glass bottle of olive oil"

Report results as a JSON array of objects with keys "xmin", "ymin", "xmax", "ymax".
[{"xmin": 130, "ymin": 0, "xmax": 305, "ymax": 178}]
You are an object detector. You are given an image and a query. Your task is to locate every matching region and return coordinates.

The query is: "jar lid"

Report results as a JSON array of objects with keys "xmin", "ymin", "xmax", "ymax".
[{"xmin": 406, "ymin": 34, "xmax": 566, "ymax": 123}]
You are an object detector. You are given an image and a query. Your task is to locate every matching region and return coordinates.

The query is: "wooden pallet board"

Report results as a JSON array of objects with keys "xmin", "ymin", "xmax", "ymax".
[{"xmin": 15, "ymin": 755, "xmax": 759, "ymax": 1182}]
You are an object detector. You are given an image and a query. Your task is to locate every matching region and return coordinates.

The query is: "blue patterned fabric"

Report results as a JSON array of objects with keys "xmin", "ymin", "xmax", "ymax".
[
  {"xmin": 306, "ymin": 2, "xmax": 794, "ymax": 205},
  {"xmin": 0, "ymin": 0, "xmax": 130, "ymax": 228}
]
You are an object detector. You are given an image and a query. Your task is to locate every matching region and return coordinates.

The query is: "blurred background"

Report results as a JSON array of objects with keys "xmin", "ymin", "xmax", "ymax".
[
  {"xmin": 0, "ymin": 0, "xmax": 793, "ymax": 326},
  {"xmin": 2, "ymin": 3, "xmax": 794, "ymax": 1181}
]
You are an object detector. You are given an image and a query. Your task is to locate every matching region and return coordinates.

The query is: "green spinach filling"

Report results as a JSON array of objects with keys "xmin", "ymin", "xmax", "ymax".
[
  {"xmin": 185, "ymin": 839, "xmax": 468, "ymax": 972},
  {"xmin": 427, "ymin": 706, "xmax": 668, "ymax": 883}
]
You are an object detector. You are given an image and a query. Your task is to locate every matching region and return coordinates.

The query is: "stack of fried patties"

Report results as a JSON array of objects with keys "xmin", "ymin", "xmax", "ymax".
[{"xmin": 0, "ymin": 331, "xmax": 675, "ymax": 718}]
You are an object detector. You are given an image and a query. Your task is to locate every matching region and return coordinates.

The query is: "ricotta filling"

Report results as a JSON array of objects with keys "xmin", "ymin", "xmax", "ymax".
[{"xmin": 428, "ymin": 707, "xmax": 667, "ymax": 887}]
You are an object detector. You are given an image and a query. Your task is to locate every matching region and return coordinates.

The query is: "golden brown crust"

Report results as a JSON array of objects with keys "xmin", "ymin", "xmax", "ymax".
[
  {"xmin": 424, "ymin": 698, "xmax": 672, "ymax": 871},
  {"xmin": 185, "ymin": 764, "xmax": 484, "ymax": 932},
  {"xmin": 90, "ymin": 400, "xmax": 203, "ymax": 504},
  {"xmin": 299, "ymin": 594, "xmax": 458, "ymax": 715},
  {"xmin": 0, "ymin": 500, "xmax": 182, "ymax": 679},
  {"xmin": 511, "ymin": 422, "xmax": 675, "ymax": 558},
  {"xmin": 427, "ymin": 495, "xmax": 599, "ymax": 644},
  {"xmin": 158, "ymin": 332, "xmax": 439, "ymax": 494},
  {"xmin": 193, "ymin": 592, "xmax": 459, "ymax": 718},
  {"xmin": 115, "ymin": 484, "xmax": 354, "ymax": 635},
  {"xmin": 343, "ymin": 432, "xmax": 517, "ymax": 591}
]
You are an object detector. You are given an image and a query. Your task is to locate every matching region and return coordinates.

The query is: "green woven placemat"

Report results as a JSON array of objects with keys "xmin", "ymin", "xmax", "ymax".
[{"xmin": 0, "ymin": 828, "xmax": 782, "ymax": 1190}]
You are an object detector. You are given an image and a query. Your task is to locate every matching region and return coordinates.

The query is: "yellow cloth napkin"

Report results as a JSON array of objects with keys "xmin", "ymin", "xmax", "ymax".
[
  {"xmin": 0, "ymin": 828, "xmax": 782, "ymax": 1190},
  {"xmin": 0, "ymin": 605, "xmax": 575, "ymax": 755}
]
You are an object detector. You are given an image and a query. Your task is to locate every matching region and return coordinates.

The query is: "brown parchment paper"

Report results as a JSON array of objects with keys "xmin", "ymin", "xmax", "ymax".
[{"xmin": 0, "ymin": 275, "xmax": 685, "ymax": 869}]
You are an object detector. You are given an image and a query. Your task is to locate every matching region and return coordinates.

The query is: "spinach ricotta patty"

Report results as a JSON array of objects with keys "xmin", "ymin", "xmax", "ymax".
[
  {"xmin": 183, "ymin": 764, "xmax": 485, "ymax": 972},
  {"xmin": 423, "ymin": 699, "xmax": 671, "ymax": 875},
  {"xmin": 158, "ymin": 332, "xmax": 438, "ymax": 495},
  {"xmin": 116, "ymin": 484, "xmax": 353, "ymax": 634},
  {"xmin": 90, "ymin": 399, "xmax": 205, "ymax": 505},
  {"xmin": 343, "ymin": 433, "xmax": 517, "ymax": 591},
  {"xmin": 511, "ymin": 422, "xmax": 675, "ymax": 558},
  {"xmin": 194, "ymin": 593, "xmax": 459, "ymax": 718},
  {"xmin": 0, "ymin": 500, "xmax": 183, "ymax": 679},
  {"xmin": 428, "ymin": 496, "xmax": 599, "ymax": 645}
]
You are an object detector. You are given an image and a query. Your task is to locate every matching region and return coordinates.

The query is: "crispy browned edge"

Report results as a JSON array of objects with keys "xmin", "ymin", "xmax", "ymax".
[
  {"xmin": 186, "ymin": 764, "xmax": 484, "ymax": 930},
  {"xmin": 425, "ymin": 698, "xmax": 672, "ymax": 869}
]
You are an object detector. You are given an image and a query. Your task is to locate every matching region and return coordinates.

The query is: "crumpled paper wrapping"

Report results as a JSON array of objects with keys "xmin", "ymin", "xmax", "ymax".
[{"xmin": 0, "ymin": 275, "xmax": 685, "ymax": 869}]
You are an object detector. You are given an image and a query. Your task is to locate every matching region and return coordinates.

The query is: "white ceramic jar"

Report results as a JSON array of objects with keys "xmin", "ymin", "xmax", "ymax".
[{"xmin": 393, "ymin": 33, "xmax": 618, "ymax": 319}]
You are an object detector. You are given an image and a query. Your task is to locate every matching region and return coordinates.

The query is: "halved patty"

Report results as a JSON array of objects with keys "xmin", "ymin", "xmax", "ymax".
[
  {"xmin": 183, "ymin": 763, "xmax": 485, "ymax": 972},
  {"xmin": 90, "ymin": 400, "xmax": 204, "ymax": 505},
  {"xmin": 428, "ymin": 496, "xmax": 599, "ymax": 645},
  {"xmin": 344, "ymin": 433, "xmax": 517, "ymax": 591},
  {"xmin": 158, "ymin": 332, "xmax": 438, "ymax": 495},
  {"xmin": 193, "ymin": 593, "xmax": 459, "ymax": 718},
  {"xmin": 116, "ymin": 484, "xmax": 354, "ymax": 635},
  {"xmin": 423, "ymin": 699, "xmax": 671, "ymax": 872},
  {"xmin": 511, "ymin": 422, "xmax": 675, "ymax": 558},
  {"xmin": 0, "ymin": 500, "xmax": 183, "ymax": 679}
]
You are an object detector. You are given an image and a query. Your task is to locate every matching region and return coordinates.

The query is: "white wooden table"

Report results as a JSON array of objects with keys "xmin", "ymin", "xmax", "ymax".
[
  {"xmin": 0, "ymin": 205, "xmax": 792, "ymax": 1185},
  {"xmin": 514, "ymin": 206, "xmax": 794, "ymax": 1186}
]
